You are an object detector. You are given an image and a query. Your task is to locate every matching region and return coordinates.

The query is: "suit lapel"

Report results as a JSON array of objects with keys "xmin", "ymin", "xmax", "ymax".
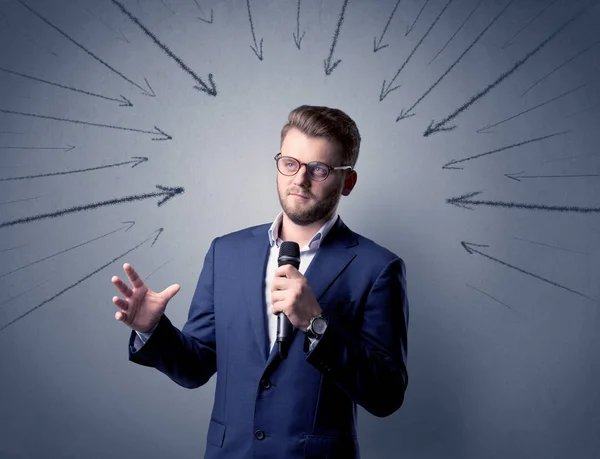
[
  {"xmin": 243, "ymin": 225, "xmax": 271, "ymax": 362},
  {"xmin": 303, "ymin": 217, "xmax": 358, "ymax": 303}
]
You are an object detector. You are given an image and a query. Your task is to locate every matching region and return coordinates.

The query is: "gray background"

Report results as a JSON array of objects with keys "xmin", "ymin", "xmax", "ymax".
[{"xmin": 0, "ymin": 0, "xmax": 599, "ymax": 458}]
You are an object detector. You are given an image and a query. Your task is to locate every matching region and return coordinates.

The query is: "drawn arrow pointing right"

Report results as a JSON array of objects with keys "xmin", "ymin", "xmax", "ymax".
[
  {"xmin": 0, "ymin": 156, "xmax": 148, "ymax": 182},
  {"xmin": 0, "ymin": 144, "xmax": 75, "ymax": 152},
  {"xmin": 0, "ymin": 185, "xmax": 184, "ymax": 229},
  {"xmin": 0, "ymin": 227, "xmax": 165, "ymax": 331}
]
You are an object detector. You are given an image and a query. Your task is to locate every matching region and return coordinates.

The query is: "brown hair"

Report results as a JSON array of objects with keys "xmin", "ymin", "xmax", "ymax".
[{"xmin": 280, "ymin": 105, "xmax": 361, "ymax": 168}]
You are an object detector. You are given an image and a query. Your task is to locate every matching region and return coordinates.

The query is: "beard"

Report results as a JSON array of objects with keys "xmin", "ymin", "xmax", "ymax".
[{"xmin": 277, "ymin": 180, "xmax": 344, "ymax": 226}]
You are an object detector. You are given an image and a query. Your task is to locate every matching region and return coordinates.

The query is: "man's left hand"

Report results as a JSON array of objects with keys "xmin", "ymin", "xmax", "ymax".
[{"xmin": 271, "ymin": 264, "xmax": 322, "ymax": 331}]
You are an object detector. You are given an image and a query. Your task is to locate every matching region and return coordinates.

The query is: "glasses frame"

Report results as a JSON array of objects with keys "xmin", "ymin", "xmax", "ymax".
[{"xmin": 274, "ymin": 153, "xmax": 353, "ymax": 182}]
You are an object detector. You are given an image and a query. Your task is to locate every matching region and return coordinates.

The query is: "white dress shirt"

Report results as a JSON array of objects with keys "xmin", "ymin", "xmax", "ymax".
[{"xmin": 132, "ymin": 212, "xmax": 338, "ymax": 354}]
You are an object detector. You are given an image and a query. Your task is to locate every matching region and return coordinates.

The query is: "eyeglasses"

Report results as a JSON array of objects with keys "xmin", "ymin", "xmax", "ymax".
[{"xmin": 274, "ymin": 153, "xmax": 352, "ymax": 182}]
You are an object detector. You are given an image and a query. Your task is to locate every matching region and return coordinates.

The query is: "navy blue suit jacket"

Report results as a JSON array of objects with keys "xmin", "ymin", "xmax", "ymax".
[{"xmin": 129, "ymin": 216, "xmax": 409, "ymax": 459}]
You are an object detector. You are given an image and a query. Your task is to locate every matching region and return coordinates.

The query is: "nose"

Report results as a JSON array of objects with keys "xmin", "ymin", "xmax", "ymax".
[{"xmin": 293, "ymin": 163, "xmax": 311, "ymax": 186}]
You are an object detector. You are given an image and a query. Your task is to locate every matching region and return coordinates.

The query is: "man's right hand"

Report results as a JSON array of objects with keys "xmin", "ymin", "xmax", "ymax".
[{"xmin": 111, "ymin": 263, "xmax": 180, "ymax": 333}]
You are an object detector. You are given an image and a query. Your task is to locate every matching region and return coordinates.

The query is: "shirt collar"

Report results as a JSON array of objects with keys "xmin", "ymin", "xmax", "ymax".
[{"xmin": 268, "ymin": 211, "xmax": 338, "ymax": 250}]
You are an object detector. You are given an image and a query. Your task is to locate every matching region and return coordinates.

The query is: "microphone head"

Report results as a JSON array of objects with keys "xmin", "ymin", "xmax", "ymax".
[{"xmin": 278, "ymin": 241, "xmax": 300, "ymax": 268}]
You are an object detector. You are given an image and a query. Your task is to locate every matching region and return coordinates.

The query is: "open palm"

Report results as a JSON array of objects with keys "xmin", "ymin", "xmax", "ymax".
[{"xmin": 111, "ymin": 263, "xmax": 180, "ymax": 333}]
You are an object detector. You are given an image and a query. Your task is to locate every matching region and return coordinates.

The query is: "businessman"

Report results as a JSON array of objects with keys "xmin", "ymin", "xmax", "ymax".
[{"xmin": 110, "ymin": 105, "xmax": 409, "ymax": 459}]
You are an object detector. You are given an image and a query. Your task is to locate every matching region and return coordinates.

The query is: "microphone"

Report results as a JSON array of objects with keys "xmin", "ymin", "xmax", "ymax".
[{"xmin": 276, "ymin": 241, "xmax": 300, "ymax": 359}]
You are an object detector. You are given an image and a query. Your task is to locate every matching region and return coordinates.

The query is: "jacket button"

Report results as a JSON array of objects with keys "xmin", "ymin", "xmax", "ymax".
[
  {"xmin": 260, "ymin": 379, "xmax": 271, "ymax": 389},
  {"xmin": 255, "ymin": 430, "xmax": 265, "ymax": 440}
]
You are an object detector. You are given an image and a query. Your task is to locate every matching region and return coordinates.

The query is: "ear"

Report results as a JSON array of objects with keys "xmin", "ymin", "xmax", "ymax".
[{"xmin": 341, "ymin": 170, "xmax": 357, "ymax": 196}]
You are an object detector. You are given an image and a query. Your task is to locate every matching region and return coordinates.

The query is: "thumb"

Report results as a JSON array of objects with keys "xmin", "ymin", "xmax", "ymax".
[{"xmin": 161, "ymin": 284, "xmax": 181, "ymax": 301}]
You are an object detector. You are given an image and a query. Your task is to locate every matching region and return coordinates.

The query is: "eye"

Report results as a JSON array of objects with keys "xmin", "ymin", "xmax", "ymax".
[{"xmin": 311, "ymin": 163, "xmax": 328, "ymax": 176}]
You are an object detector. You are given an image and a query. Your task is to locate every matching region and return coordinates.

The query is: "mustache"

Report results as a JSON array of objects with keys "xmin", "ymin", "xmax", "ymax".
[{"xmin": 288, "ymin": 188, "xmax": 313, "ymax": 198}]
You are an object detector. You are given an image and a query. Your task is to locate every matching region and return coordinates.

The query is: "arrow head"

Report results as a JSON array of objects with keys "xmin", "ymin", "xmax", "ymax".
[
  {"xmin": 324, "ymin": 57, "xmax": 342, "ymax": 76},
  {"xmin": 442, "ymin": 159, "xmax": 463, "ymax": 170},
  {"xmin": 117, "ymin": 29, "xmax": 130, "ymax": 43},
  {"xmin": 155, "ymin": 185, "xmax": 185, "ymax": 207},
  {"xmin": 396, "ymin": 109, "xmax": 415, "ymax": 122},
  {"xmin": 63, "ymin": 144, "xmax": 75, "ymax": 152},
  {"xmin": 461, "ymin": 241, "xmax": 489, "ymax": 255},
  {"xmin": 197, "ymin": 9, "xmax": 214, "ymax": 23},
  {"xmin": 122, "ymin": 220, "xmax": 136, "ymax": 232},
  {"xmin": 446, "ymin": 191, "xmax": 482, "ymax": 209},
  {"xmin": 505, "ymin": 171, "xmax": 526, "ymax": 182},
  {"xmin": 140, "ymin": 77, "xmax": 156, "ymax": 97},
  {"xmin": 193, "ymin": 72, "xmax": 217, "ymax": 97},
  {"xmin": 151, "ymin": 227, "xmax": 164, "ymax": 246},
  {"xmin": 119, "ymin": 95, "xmax": 133, "ymax": 107},
  {"xmin": 131, "ymin": 156, "xmax": 148, "ymax": 168},
  {"xmin": 379, "ymin": 79, "xmax": 401, "ymax": 101},
  {"xmin": 424, "ymin": 120, "xmax": 457, "ymax": 137},
  {"xmin": 152, "ymin": 126, "xmax": 172, "ymax": 141},
  {"xmin": 293, "ymin": 30, "xmax": 306, "ymax": 49},
  {"xmin": 373, "ymin": 36, "xmax": 389, "ymax": 53},
  {"xmin": 250, "ymin": 38, "xmax": 264, "ymax": 61}
]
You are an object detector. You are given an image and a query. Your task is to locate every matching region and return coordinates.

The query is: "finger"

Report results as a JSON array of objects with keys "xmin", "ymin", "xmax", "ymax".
[
  {"xmin": 271, "ymin": 297, "xmax": 286, "ymax": 314},
  {"xmin": 115, "ymin": 310, "xmax": 128, "ymax": 322},
  {"xmin": 271, "ymin": 276, "xmax": 289, "ymax": 292},
  {"xmin": 112, "ymin": 295, "xmax": 128, "ymax": 312},
  {"xmin": 123, "ymin": 263, "xmax": 145, "ymax": 289},
  {"xmin": 271, "ymin": 290, "xmax": 285, "ymax": 306},
  {"xmin": 111, "ymin": 276, "xmax": 133, "ymax": 298},
  {"xmin": 274, "ymin": 264, "xmax": 301, "ymax": 278}
]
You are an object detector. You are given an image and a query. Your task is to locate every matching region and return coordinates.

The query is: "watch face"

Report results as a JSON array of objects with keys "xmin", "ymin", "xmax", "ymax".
[{"xmin": 312, "ymin": 317, "xmax": 328, "ymax": 334}]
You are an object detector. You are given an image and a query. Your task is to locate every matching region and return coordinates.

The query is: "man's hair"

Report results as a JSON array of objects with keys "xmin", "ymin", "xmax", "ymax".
[{"xmin": 280, "ymin": 105, "xmax": 361, "ymax": 168}]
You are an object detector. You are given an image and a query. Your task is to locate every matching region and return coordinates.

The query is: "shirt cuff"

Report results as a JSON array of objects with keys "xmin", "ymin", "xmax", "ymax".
[{"xmin": 135, "ymin": 321, "xmax": 159, "ymax": 344}]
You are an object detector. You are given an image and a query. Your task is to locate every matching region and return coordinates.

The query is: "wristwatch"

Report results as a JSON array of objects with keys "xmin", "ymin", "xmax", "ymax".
[{"xmin": 306, "ymin": 312, "xmax": 328, "ymax": 339}]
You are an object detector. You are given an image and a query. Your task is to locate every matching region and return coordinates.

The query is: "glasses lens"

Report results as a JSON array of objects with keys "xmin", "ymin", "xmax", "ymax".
[
  {"xmin": 307, "ymin": 162, "xmax": 329, "ymax": 181},
  {"xmin": 277, "ymin": 156, "xmax": 299, "ymax": 175}
]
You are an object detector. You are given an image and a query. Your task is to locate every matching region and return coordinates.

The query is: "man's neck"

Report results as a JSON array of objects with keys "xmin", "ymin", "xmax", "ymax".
[{"xmin": 279, "ymin": 214, "xmax": 328, "ymax": 248}]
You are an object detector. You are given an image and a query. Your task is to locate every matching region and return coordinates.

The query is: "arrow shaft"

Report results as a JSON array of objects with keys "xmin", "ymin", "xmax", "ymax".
[
  {"xmin": 110, "ymin": 0, "xmax": 209, "ymax": 91},
  {"xmin": 407, "ymin": 0, "xmax": 431, "ymax": 34},
  {"xmin": 377, "ymin": 0, "xmax": 402, "ymax": 45},
  {"xmin": 0, "ymin": 190, "xmax": 167, "ymax": 229},
  {"xmin": 471, "ymin": 246, "xmax": 593, "ymax": 300},
  {"xmin": 246, "ymin": 0, "xmax": 258, "ymax": 47},
  {"xmin": 386, "ymin": 0, "xmax": 454, "ymax": 92},
  {"xmin": 0, "ymin": 229, "xmax": 162, "ymax": 331},
  {"xmin": 430, "ymin": 3, "xmax": 590, "ymax": 132},
  {"xmin": 16, "ymin": 0, "xmax": 147, "ymax": 93},
  {"xmin": 428, "ymin": 0, "xmax": 484, "ymax": 65},
  {"xmin": 517, "ymin": 174, "xmax": 599, "ymax": 179},
  {"xmin": 0, "ymin": 108, "xmax": 157, "ymax": 136},
  {"xmin": 405, "ymin": 0, "xmax": 512, "ymax": 114},
  {"xmin": 450, "ymin": 131, "xmax": 568, "ymax": 166},
  {"xmin": 502, "ymin": 0, "xmax": 560, "ymax": 48},
  {"xmin": 0, "ymin": 159, "xmax": 138, "ymax": 182},
  {"xmin": 0, "ymin": 146, "xmax": 65, "ymax": 151},
  {"xmin": 0, "ymin": 225, "xmax": 127, "ymax": 279},
  {"xmin": 0, "ymin": 67, "xmax": 123, "ymax": 103},
  {"xmin": 521, "ymin": 38, "xmax": 600, "ymax": 97},
  {"xmin": 479, "ymin": 82, "xmax": 587, "ymax": 131},
  {"xmin": 296, "ymin": 0, "xmax": 301, "ymax": 36},
  {"xmin": 326, "ymin": 0, "xmax": 349, "ymax": 63},
  {"xmin": 461, "ymin": 198, "xmax": 600, "ymax": 213}
]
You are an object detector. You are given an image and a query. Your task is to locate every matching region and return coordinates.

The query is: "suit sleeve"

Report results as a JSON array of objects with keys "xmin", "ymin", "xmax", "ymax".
[
  {"xmin": 127, "ymin": 238, "xmax": 218, "ymax": 389},
  {"xmin": 305, "ymin": 257, "xmax": 409, "ymax": 417}
]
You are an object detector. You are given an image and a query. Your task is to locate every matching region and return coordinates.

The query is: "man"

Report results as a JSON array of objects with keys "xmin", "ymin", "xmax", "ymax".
[{"xmin": 110, "ymin": 105, "xmax": 409, "ymax": 459}]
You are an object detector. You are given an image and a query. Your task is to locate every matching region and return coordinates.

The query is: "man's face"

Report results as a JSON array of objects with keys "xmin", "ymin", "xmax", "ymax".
[{"xmin": 276, "ymin": 128, "xmax": 348, "ymax": 226}]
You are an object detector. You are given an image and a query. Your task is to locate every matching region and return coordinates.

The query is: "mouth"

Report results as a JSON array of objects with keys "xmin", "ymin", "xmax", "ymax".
[{"xmin": 290, "ymin": 193, "xmax": 310, "ymax": 199}]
